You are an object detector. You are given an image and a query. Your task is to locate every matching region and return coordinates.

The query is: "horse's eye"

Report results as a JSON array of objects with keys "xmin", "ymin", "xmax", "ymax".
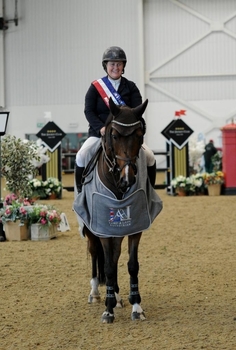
[{"xmin": 111, "ymin": 133, "xmax": 118, "ymax": 140}]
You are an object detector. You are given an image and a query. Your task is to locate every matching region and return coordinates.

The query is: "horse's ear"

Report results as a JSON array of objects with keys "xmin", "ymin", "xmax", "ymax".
[
  {"xmin": 109, "ymin": 97, "xmax": 121, "ymax": 117},
  {"xmin": 132, "ymin": 99, "xmax": 148, "ymax": 118}
]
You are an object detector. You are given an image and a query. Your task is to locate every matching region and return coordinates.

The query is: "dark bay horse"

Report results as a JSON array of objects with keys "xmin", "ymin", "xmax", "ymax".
[{"xmin": 74, "ymin": 98, "xmax": 162, "ymax": 323}]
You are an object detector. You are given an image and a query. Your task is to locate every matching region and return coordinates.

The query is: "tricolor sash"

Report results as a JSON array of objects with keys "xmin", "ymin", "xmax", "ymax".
[{"xmin": 92, "ymin": 76, "xmax": 126, "ymax": 107}]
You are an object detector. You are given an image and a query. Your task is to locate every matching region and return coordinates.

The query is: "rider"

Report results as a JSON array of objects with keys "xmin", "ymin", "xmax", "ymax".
[{"xmin": 75, "ymin": 46, "xmax": 156, "ymax": 192}]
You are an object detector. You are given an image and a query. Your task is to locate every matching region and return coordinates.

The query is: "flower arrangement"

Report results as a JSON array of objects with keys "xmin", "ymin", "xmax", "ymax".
[
  {"xmin": 171, "ymin": 173, "xmax": 205, "ymax": 195},
  {"xmin": 203, "ymin": 171, "xmax": 224, "ymax": 186},
  {"xmin": 0, "ymin": 201, "xmax": 29, "ymax": 226},
  {"xmin": 28, "ymin": 177, "xmax": 62, "ymax": 199},
  {"xmin": 28, "ymin": 204, "xmax": 61, "ymax": 227},
  {"xmin": 171, "ymin": 171, "xmax": 224, "ymax": 195},
  {"xmin": 28, "ymin": 178, "xmax": 48, "ymax": 199},
  {"xmin": 4, "ymin": 193, "xmax": 35, "ymax": 206},
  {"xmin": 188, "ymin": 173, "xmax": 205, "ymax": 195},
  {"xmin": 188, "ymin": 137, "xmax": 205, "ymax": 172},
  {"xmin": 32, "ymin": 139, "xmax": 50, "ymax": 168},
  {"xmin": 171, "ymin": 175, "xmax": 191, "ymax": 191},
  {"xmin": 46, "ymin": 177, "xmax": 62, "ymax": 197}
]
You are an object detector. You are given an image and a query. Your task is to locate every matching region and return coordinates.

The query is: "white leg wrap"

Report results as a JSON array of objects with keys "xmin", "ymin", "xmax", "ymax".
[
  {"xmin": 132, "ymin": 303, "xmax": 143, "ymax": 314},
  {"xmin": 88, "ymin": 277, "xmax": 100, "ymax": 303},
  {"xmin": 131, "ymin": 303, "xmax": 146, "ymax": 320},
  {"xmin": 90, "ymin": 277, "xmax": 99, "ymax": 295}
]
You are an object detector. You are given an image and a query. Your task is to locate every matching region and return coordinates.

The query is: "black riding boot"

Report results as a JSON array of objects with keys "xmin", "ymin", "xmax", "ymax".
[
  {"xmin": 147, "ymin": 161, "xmax": 156, "ymax": 188},
  {"xmin": 75, "ymin": 165, "xmax": 85, "ymax": 193},
  {"xmin": 0, "ymin": 223, "xmax": 6, "ymax": 242},
  {"xmin": 0, "ymin": 201, "xmax": 5, "ymax": 242}
]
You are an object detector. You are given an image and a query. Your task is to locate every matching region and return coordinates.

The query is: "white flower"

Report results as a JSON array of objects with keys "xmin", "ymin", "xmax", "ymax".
[
  {"xmin": 188, "ymin": 137, "xmax": 205, "ymax": 171},
  {"xmin": 194, "ymin": 179, "xmax": 203, "ymax": 188},
  {"xmin": 33, "ymin": 180, "xmax": 42, "ymax": 188}
]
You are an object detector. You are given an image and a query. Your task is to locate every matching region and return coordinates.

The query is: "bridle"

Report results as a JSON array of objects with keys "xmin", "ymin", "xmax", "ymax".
[{"xmin": 101, "ymin": 119, "xmax": 143, "ymax": 193}]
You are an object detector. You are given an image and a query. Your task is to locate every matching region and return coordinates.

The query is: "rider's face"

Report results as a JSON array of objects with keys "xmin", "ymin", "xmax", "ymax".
[{"xmin": 106, "ymin": 61, "xmax": 124, "ymax": 80}]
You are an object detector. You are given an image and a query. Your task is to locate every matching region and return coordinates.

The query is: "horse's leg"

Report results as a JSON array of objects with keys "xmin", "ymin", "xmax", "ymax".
[
  {"xmin": 85, "ymin": 228, "xmax": 105, "ymax": 303},
  {"xmin": 113, "ymin": 238, "xmax": 124, "ymax": 308},
  {"xmin": 88, "ymin": 256, "xmax": 100, "ymax": 304},
  {"xmin": 100, "ymin": 237, "xmax": 123, "ymax": 323},
  {"xmin": 128, "ymin": 232, "xmax": 146, "ymax": 321}
]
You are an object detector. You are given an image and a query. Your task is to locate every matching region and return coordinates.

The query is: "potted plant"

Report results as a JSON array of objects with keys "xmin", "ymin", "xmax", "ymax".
[
  {"xmin": 0, "ymin": 197, "xmax": 31, "ymax": 241},
  {"xmin": 28, "ymin": 178, "xmax": 48, "ymax": 199},
  {"xmin": 28, "ymin": 177, "xmax": 62, "ymax": 199},
  {"xmin": 28, "ymin": 204, "xmax": 61, "ymax": 241},
  {"xmin": 203, "ymin": 171, "xmax": 224, "ymax": 196},
  {"xmin": 1, "ymin": 135, "xmax": 41, "ymax": 198},
  {"xmin": 45, "ymin": 177, "xmax": 62, "ymax": 199},
  {"xmin": 188, "ymin": 173, "xmax": 205, "ymax": 196},
  {"xmin": 171, "ymin": 175, "xmax": 191, "ymax": 196}
]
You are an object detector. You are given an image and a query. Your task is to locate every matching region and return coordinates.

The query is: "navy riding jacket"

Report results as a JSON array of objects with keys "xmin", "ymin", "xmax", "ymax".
[{"xmin": 84, "ymin": 76, "xmax": 142, "ymax": 137}]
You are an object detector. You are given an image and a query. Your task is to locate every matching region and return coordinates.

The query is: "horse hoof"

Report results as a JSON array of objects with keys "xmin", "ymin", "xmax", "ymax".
[
  {"xmin": 101, "ymin": 312, "xmax": 115, "ymax": 324},
  {"xmin": 131, "ymin": 311, "xmax": 146, "ymax": 321},
  {"xmin": 88, "ymin": 294, "xmax": 101, "ymax": 303}
]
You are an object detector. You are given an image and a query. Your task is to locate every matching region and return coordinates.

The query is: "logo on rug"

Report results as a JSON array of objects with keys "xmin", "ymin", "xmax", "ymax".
[{"xmin": 109, "ymin": 206, "xmax": 131, "ymax": 227}]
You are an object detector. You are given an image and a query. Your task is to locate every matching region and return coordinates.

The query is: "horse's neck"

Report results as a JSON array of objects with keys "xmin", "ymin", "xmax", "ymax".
[{"xmin": 97, "ymin": 152, "xmax": 123, "ymax": 200}]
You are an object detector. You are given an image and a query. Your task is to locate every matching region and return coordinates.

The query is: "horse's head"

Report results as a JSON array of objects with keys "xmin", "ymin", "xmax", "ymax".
[{"xmin": 102, "ymin": 98, "xmax": 148, "ymax": 194}]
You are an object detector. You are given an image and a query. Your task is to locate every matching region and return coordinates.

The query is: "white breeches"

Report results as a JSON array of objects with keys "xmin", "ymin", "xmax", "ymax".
[
  {"xmin": 76, "ymin": 137, "xmax": 155, "ymax": 167},
  {"xmin": 76, "ymin": 137, "xmax": 99, "ymax": 167}
]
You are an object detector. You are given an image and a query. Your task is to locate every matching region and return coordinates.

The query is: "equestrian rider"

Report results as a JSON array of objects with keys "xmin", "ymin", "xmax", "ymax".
[{"xmin": 75, "ymin": 46, "xmax": 156, "ymax": 192}]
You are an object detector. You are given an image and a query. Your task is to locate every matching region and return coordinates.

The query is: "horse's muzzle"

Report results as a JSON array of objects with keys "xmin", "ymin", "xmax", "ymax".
[{"xmin": 117, "ymin": 171, "xmax": 137, "ymax": 193}]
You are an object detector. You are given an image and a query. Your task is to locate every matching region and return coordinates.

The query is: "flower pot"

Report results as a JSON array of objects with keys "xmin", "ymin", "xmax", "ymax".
[
  {"xmin": 176, "ymin": 188, "xmax": 187, "ymax": 196},
  {"xmin": 48, "ymin": 193, "xmax": 57, "ymax": 200},
  {"xmin": 4, "ymin": 221, "xmax": 29, "ymax": 241},
  {"xmin": 30, "ymin": 224, "xmax": 57, "ymax": 241},
  {"xmin": 207, "ymin": 183, "xmax": 221, "ymax": 196}
]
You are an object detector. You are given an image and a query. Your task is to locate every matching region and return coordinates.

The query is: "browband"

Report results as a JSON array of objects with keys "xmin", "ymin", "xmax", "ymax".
[{"xmin": 111, "ymin": 120, "xmax": 141, "ymax": 128}]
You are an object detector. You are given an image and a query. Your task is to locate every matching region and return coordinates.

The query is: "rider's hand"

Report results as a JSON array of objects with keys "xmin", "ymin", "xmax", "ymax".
[{"xmin": 100, "ymin": 127, "xmax": 105, "ymax": 136}]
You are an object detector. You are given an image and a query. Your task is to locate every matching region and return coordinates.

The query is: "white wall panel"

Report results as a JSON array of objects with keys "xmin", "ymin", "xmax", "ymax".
[
  {"xmin": 3, "ymin": 0, "xmax": 141, "ymax": 117},
  {"xmin": 144, "ymin": 0, "xmax": 236, "ymax": 153},
  {"xmin": 180, "ymin": 0, "xmax": 236, "ymax": 21}
]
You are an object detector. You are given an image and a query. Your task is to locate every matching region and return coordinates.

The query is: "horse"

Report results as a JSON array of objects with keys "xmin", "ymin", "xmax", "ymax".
[{"xmin": 73, "ymin": 98, "xmax": 162, "ymax": 323}]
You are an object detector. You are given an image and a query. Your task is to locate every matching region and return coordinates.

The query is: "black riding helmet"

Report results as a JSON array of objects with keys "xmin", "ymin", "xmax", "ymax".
[{"xmin": 102, "ymin": 46, "xmax": 127, "ymax": 73}]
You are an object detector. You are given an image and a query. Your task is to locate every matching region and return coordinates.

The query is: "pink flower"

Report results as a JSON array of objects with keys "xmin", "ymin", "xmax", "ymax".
[
  {"xmin": 48, "ymin": 214, "xmax": 54, "ymax": 221},
  {"xmin": 40, "ymin": 218, "xmax": 47, "ymax": 225},
  {"xmin": 5, "ymin": 208, "xmax": 12, "ymax": 215},
  {"xmin": 19, "ymin": 207, "xmax": 27, "ymax": 215},
  {"xmin": 4, "ymin": 193, "xmax": 18, "ymax": 206}
]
